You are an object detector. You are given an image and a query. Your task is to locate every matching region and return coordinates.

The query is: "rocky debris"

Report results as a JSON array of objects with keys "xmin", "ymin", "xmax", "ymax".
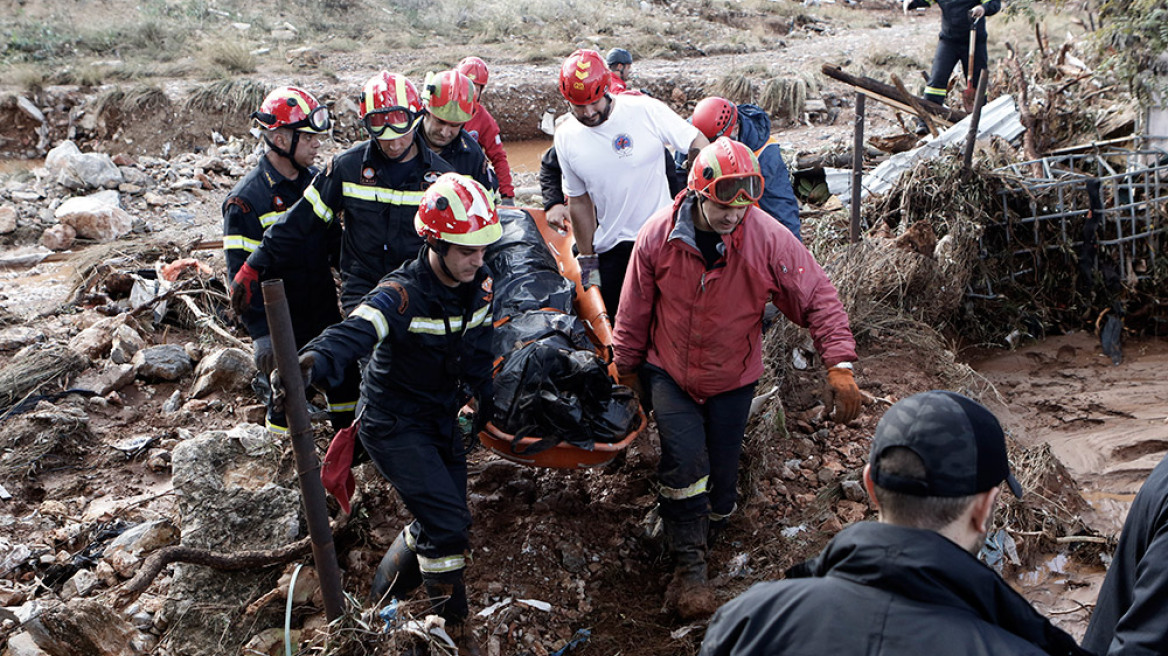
[
  {"xmin": 104, "ymin": 520, "xmax": 181, "ymax": 578},
  {"xmin": 68, "ymin": 314, "xmax": 138, "ymax": 360},
  {"xmin": 0, "ymin": 326, "xmax": 44, "ymax": 352},
  {"xmin": 45, "ymin": 140, "xmax": 124, "ymax": 191},
  {"xmin": 109, "ymin": 324, "xmax": 146, "ymax": 365},
  {"xmin": 189, "ymin": 347, "xmax": 255, "ymax": 398},
  {"xmin": 54, "ymin": 190, "xmax": 133, "ymax": 242},
  {"xmin": 132, "ymin": 345, "xmax": 193, "ymax": 382},
  {"xmin": 25, "ymin": 598, "xmax": 144, "ymax": 656},
  {"xmin": 0, "ymin": 205, "xmax": 17, "ymax": 233},
  {"xmin": 40, "ymin": 224, "xmax": 76, "ymax": 251}
]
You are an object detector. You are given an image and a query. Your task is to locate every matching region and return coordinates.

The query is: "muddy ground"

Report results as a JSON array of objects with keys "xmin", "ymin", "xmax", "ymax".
[{"xmin": 1, "ymin": 2, "xmax": 1165, "ymax": 655}]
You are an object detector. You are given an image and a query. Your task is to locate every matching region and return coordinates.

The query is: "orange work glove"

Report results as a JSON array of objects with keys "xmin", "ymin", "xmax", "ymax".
[{"xmin": 826, "ymin": 366, "xmax": 862, "ymax": 424}]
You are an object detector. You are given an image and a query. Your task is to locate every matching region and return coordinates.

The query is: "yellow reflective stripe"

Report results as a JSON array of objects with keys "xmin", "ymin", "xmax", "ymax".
[
  {"xmin": 341, "ymin": 182, "xmax": 426, "ymax": 206},
  {"xmin": 407, "ymin": 306, "xmax": 491, "ymax": 335},
  {"xmin": 258, "ymin": 210, "xmax": 283, "ymax": 229},
  {"xmin": 924, "ymin": 86, "xmax": 948, "ymax": 96},
  {"xmin": 404, "ymin": 525, "xmax": 418, "ymax": 551},
  {"xmin": 223, "ymin": 234, "xmax": 261, "ymax": 253},
  {"xmin": 304, "ymin": 185, "xmax": 335, "ymax": 224},
  {"xmin": 352, "ymin": 304, "xmax": 390, "ymax": 342},
  {"xmin": 710, "ymin": 503, "xmax": 737, "ymax": 522},
  {"xmin": 417, "ymin": 553, "xmax": 466, "ymax": 574},
  {"xmin": 660, "ymin": 476, "xmax": 709, "ymax": 500},
  {"xmin": 267, "ymin": 420, "xmax": 288, "ymax": 435},
  {"xmin": 327, "ymin": 401, "xmax": 357, "ymax": 413}
]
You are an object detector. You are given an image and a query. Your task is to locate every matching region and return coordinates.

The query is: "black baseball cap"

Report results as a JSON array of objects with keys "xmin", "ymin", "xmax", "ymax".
[{"xmin": 869, "ymin": 390, "xmax": 1023, "ymax": 499}]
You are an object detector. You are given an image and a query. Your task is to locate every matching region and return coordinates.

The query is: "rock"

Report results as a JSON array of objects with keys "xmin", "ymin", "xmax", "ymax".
[
  {"xmin": 0, "ymin": 205, "xmax": 17, "ymax": 233},
  {"xmin": 0, "ymin": 326, "xmax": 43, "ymax": 351},
  {"xmin": 841, "ymin": 479, "xmax": 866, "ymax": 502},
  {"xmin": 132, "ymin": 344, "xmax": 192, "ymax": 382},
  {"xmin": 5, "ymin": 632, "xmax": 50, "ymax": 656},
  {"xmin": 108, "ymin": 519, "xmax": 179, "ymax": 556},
  {"xmin": 40, "ymin": 223, "xmax": 76, "ymax": 251},
  {"xmin": 162, "ymin": 390, "xmax": 183, "ymax": 413},
  {"xmin": 69, "ymin": 314, "xmax": 135, "ymax": 360},
  {"xmin": 836, "ymin": 500, "xmax": 869, "ymax": 524},
  {"xmin": 117, "ymin": 166, "xmax": 152, "ymax": 188},
  {"xmin": 25, "ymin": 598, "xmax": 139, "ymax": 656},
  {"xmin": 194, "ymin": 156, "xmax": 227, "ymax": 172},
  {"xmin": 109, "ymin": 324, "xmax": 145, "ymax": 365},
  {"xmin": 60, "ymin": 569, "xmax": 99, "ymax": 600},
  {"xmin": 54, "ymin": 192, "xmax": 132, "ymax": 242},
  {"xmin": 146, "ymin": 448, "xmax": 170, "ymax": 472},
  {"xmin": 45, "ymin": 141, "xmax": 82, "ymax": 172},
  {"xmin": 73, "ymin": 363, "xmax": 135, "ymax": 396},
  {"xmin": 286, "ymin": 46, "xmax": 322, "ymax": 66},
  {"xmin": 48, "ymin": 144, "xmax": 124, "ymax": 190},
  {"xmin": 143, "ymin": 192, "xmax": 167, "ymax": 206},
  {"xmin": 11, "ymin": 190, "xmax": 41, "ymax": 202},
  {"xmin": 189, "ymin": 348, "xmax": 255, "ymax": 398}
]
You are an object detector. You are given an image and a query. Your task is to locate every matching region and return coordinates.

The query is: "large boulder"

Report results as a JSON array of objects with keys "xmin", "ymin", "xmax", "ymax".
[
  {"xmin": 25, "ymin": 598, "xmax": 142, "ymax": 656},
  {"xmin": 131, "ymin": 344, "xmax": 192, "ymax": 382},
  {"xmin": 45, "ymin": 140, "xmax": 123, "ymax": 190},
  {"xmin": 189, "ymin": 347, "xmax": 254, "ymax": 398},
  {"xmin": 54, "ymin": 191, "xmax": 132, "ymax": 242}
]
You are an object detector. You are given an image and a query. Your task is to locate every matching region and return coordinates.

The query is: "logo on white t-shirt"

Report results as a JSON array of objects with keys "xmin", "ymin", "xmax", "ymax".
[{"xmin": 612, "ymin": 134, "xmax": 633, "ymax": 157}]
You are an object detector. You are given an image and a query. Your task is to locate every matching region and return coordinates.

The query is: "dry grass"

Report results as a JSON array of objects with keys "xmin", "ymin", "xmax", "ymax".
[
  {"xmin": 0, "ymin": 345, "xmax": 88, "ymax": 419},
  {"xmin": 188, "ymin": 79, "xmax": 270, "ymax": 115},
  {"xmin": 206, "ymin": 41, "xmax": 258, "ymax": 75}
]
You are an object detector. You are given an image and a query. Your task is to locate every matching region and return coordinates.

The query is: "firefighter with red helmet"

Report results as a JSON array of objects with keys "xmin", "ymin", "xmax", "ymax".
[
  {"xmin": 456, "ymin": 56, "xmax": 515, "ymax": 205},
  {"xmin": 420, "ymin": 70, "xmax": 498, "ymax": 198},
  {"xmin": 553, "ymin": 48, "xmax": 708, "ymax": 318},
  {"xmin": 231, "ymin": 71, "xmax": 455, "ymax": 317},
  {"xmin": 222, "ymin": 86, "xmax": 359, "ymax": 434},
  {"xmin": 276, "ymin": 173, "xmax": 499, "ymax": 653},
  {"xmin": 614, "ymin": 138, "xmax": 861, "ymax": 620},
  {"xmin": 688, "ymin": 96, "xmax": 802, "ymax": 242}
]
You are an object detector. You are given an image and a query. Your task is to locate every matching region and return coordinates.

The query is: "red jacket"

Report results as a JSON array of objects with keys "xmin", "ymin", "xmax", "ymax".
[
  {"xmin": 463, "ymin": 106, "xmax": 514, "ymax": 198},
  {"xmin": 614, "ymin": 194, "xmax": 857, "ymax": 403}
]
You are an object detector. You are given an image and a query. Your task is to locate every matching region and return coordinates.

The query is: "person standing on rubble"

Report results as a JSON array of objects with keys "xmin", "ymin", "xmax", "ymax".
[
  {"xmin": 222, "ymin": 86, "xmax": 359, "ymax": 434},
  {"xmin": 276, "ymin": 173, "xmax": 500, "ymax": 655},
  {"xmin": 553, "ymin": 48, "xmax": 707, "ymax": 318},
  {"xmin": 606, "ymin": 48, "xmax": 634, "ymax": 94},
  {"xmin": 419, "ymin": 70, "xmax": 498, "ymax": 197},
  {"xmin": 230, "ymin": 71, "xmax": 454, "ymax": 317},
  {"xmin": 699, "ymin": 391, "xmax": 1091, "ymax": 656},
  {"xmin": 457, "ymin": 56, "xmax": 515, "ymax": 206},
  {"xmin": 688, "ymin": 96, "xmax": 802, "ymax": 242},
  {"xmin": 613, "ymin": 138, "xmax": 862, "ymax": 620},
  {"xmin": 906, "ymin": 0, "xmax": 1001, "ymax": 119}
]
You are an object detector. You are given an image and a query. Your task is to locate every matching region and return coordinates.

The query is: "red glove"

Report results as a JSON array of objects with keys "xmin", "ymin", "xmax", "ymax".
[
  {"xmin": 827, "ymin": 366, "xmax": 862, "ymax": 424},
  {"xmin": 230, "ymin": 262, "xmax": 261, "ymax": 319}
]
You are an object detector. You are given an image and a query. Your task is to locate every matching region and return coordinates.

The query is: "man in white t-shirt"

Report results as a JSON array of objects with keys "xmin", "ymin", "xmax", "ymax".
[{"xmin": 553, "ymin": 49, "xmax": 707, "ymax": 317}]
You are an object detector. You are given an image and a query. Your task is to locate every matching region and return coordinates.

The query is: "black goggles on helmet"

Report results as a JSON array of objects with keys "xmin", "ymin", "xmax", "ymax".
[
  {"xmin": 708, "ymin": 174, "xmax": 764, "ymax": 206},
  {"xmin": 363, "ymin": 106, "xmax": 418, "ymax": 138}
]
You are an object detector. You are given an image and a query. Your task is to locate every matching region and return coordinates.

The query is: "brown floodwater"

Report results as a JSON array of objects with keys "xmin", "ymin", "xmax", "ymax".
[{"xmin": 504, "ymin": 139, "xmax": 553, "ymax": 175}]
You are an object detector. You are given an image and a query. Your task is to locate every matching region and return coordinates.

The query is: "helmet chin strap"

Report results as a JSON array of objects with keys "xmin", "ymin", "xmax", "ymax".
[
  {"xmin": 426, "ymin": 238, "xmax": 459, "ymax": 283},
  {"xmin": 371, "ymin": 129, "xmax": 416, "ymax": 162},
  {"xmin": 264, "ymin": 132, "xmax": 308, "ymax": 173}
]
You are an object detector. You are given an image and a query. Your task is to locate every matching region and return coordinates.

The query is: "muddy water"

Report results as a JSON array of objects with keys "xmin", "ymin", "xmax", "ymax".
[
  {"xmin": 0, "ymin": 159, "xmax": 37, "ymax": 175},
  {"xmin": 504, "ymin": 139, "xmax": 553, "ymax": 174},
  {"xmin": 971, "ymin": 332, "xmax": 1168, "ymax": 639}
]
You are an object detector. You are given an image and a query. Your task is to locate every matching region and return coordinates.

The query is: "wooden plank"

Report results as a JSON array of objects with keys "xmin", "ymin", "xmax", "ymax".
[{"xmin": 821, "ymin": 64, "xmax": 968, "ymax": 124}]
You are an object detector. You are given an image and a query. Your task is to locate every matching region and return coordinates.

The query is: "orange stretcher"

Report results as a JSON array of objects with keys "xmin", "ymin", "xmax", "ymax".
[{"xmin": 478, "ymin": 208, "xmax": 646, "ymax": 468}]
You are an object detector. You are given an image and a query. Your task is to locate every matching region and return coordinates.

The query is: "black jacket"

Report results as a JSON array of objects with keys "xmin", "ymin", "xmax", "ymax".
[
  {"xmin": 303, "ymin": 250, "xmax": 494, "ymax": 417},
  {"xmin": 1083, "ymin": 453, "xmax": 1168, "ymax": 656},
  {"xmin": 700, "ymin": 522, "xmax": 1089, "ymax": 656},
  {"xmin": 422, "ymin": 127, "xmax": 498, "ymax": 197},
  {"xmin": 925, "ymin": 0, "xmax": 1001, "ymax": 42},
  {"xmin": 245, "ymin": 135, "xmax": 454, "ymax": 312},
  {"xmin": 222, "ymin": 156, "xmax": 341, "ymax": 342}
]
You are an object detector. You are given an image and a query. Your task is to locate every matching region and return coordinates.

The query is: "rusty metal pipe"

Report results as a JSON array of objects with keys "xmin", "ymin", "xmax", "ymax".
[
  {"xmin": 850, "ymin": 92, "xmax": 866, "ymax": 244},
  {"xmin": 262, "ymin": 279, "xmax": 345, "ymax": 621}
]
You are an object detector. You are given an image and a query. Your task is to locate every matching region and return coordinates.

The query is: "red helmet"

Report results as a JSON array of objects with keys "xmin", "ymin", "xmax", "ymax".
[
  {"xmin": 688, "ymin": 137, "xmax": 764, "ymax": 207},
  {"xmin": 415, "ymin": 173, "xmax": 502, "ymax": 247},
  {"xmin": 360, "ymin": 71, "xmax": 423, "ymax": 138},
  {"xmin": 424, "ymin": 70, "xmax": 477, "ymax": 124},
  {"xmin": 253, "ymin": 86, "xmax": 330, "ymax": 133},
  {"xmin": 692, "ymin": 96, "xmax": 739, "ymax": 140},
  {"xmin": 456, "ymin": 56, "xmax": 490, "ymax": 88},
  {"xmin": 559, "ymin": 49, "xmax": 611, "ymax": 105}
]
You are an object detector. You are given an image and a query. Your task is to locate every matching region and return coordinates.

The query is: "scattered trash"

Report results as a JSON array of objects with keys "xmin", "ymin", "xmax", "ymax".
[
  {"xmin": 726, "ymin": 552, "xmax": 752, "ymax": 578},
  {"xmin": 980, "ymin": 529, "xmax": 1021, "ymax": 574},
  {"xmin": 780, "ymin": 525, "xmax": 808, "ymax": 539},
  {"xmin": 550, "ymin": 628, "xmax": 591, "ymax": 656}
]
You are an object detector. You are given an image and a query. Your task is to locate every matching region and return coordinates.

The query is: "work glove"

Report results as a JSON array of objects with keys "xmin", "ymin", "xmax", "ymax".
[
  {"xmin": 578, "ymin": 253, "xmax": 601, "ymax": 290},
  {"xmin": 618, "ymin": 370, "xmax": 646, "ymax": 405},
  {"xmin": 270, "ymin": 351, "xmax": 317, "ymax": 415},
  {"xmin": 500, "ymin": 196, "xmax": 515, "ymax": 207},
  {"xmin": 253, "ymin": 335, "xmax": 276, "ymax": 376},
  {"xmin": 230, "ymin": 262, "xmax": 261, "ymax": 319},
  {"xmin": 826, "ymin": 366, "xmax": 862, "ymax": 424}
]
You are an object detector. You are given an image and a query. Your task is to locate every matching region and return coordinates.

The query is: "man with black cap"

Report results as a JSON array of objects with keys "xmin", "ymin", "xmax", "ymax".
[{"xmin": 699, "ymin": 390, "xmax": 1091, "ymax": 656}]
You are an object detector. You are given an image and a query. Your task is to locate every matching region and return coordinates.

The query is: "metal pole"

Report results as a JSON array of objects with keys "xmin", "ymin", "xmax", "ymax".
[
  {"xmin": 962, "ymin": 71, "xmax": 990, "ymax": 172},
  {"xmin": 850, "ymin": 92, "xmax": 866, "ymax": 243},
  {"xmin": 262, "ymin": 279, "xmax": 345, "ymax": 621}
]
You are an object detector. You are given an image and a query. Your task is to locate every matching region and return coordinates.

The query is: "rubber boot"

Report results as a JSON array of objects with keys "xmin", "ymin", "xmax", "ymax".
[
  {"xmin": 663, "ymin": 517, "xmax": 717, "ymax": 620},
  {"xmin": 423, "ymin": 575, "xmax": 480, "ymax": 656},
  {"xmin": 370, "ymin": 528, "xmax": 422, "ymax": 604}
]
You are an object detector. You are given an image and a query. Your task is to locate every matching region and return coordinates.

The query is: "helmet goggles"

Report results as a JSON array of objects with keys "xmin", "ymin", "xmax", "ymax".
[
  {"xmin": 363, "ymin": 106, "xmax": 419, "ymax": 138},
  {"xmin": 706, "ymin": 173, "xmax": 763, "ymax": 206},
  {"xmin": 253, "ymin": 104, "xmax": 331, "ymax": 133}
]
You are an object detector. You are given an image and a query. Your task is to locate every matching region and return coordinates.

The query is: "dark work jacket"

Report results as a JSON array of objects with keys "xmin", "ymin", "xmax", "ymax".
[
  {"xmin": 736, "ymin": 103, "xmax": 801, "ymax": 242},
  {"xmin": 1083, "ymin": 453, "xmax": 1168, "ymax": 656},
  {"xmin": 924, "ymin": 0, "xmax": 1001, "ymax": 42},
  {"xmin": 222, "ymin": 157, "xmax": 340, "ymax": 342},
  {"xmin": 700, "ymin": 522, "xmax": 1090, "ymax": 656},
  {"xmin": 422, "ymin": 126, "xmax": 498, "ymax": 197},
  {"xmin": 245, "ymin": 135, "xmax": 454, "ymax": 312},
  {"xmin": 303, "ymin": 251, "xmax": 494, "ymax": 418}
]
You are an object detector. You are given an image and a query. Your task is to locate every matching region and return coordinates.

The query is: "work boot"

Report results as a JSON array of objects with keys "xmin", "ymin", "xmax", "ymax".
[
  {"xmin": 370, "ymin": 528, "xmax": 422, "ymax": 604},
  {"xmin": 446, "ymin": 618, "xmax": 483, "ymax": 656},
  {"xmin": 423, "ymin": 576, "xmax": 478, "ymax": 655},
  {"xmin": 663, "ymin": 517, "xmax": 717, "ymax": 621}
]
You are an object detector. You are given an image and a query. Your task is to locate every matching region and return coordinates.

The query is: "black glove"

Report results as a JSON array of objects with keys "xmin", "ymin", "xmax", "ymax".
[
  {"xmin": 270, "ymin": 351, "xmax": 317, "ymax": 415},
  {"xmin": 253, "ymin": 335, "xmax": 276, "ymax": 376},
  {"xmin": 500, "ymin": 197, "xmax": 515, "ymax": 207}
]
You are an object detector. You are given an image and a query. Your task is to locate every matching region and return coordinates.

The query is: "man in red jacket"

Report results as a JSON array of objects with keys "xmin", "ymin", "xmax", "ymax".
[
  {"xmin": 614, "ymin": 138, "xmax": 862, "ymax": 620},
  {"xmin": 457, "ymin": 56, "xmax": 515, "ymax": 205}
]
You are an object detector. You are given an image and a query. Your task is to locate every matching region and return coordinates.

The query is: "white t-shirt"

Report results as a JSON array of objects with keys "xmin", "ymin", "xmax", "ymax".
[{"xmin": 555, "ymin": 94, "xmax": 699, "ymax": 254}]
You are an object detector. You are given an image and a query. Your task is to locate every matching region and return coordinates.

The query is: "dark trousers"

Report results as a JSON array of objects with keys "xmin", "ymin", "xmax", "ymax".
[
  {"xmin": 924, "ymin": 35, "xmax": 988, "ymax": 105},
  {"xmin": 359, "ymin": 403, "xmax": 471, "ymax": 569},
  {"xmin": 644, "ymin": 364, "xmax": 756, "ymax": 523},
  {"xmin": 598, "ymin": 240, "xmax": 636, "ymax": 321}
]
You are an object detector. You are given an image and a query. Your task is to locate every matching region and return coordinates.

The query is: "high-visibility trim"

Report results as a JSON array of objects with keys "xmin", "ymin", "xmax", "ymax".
[
  {"xmin": 753, "ymin": 135, "xmax": 779, "ymax": 158},
  {"xmin": 342, "ymin": 182, "xmax": 426, "ymax": 206},
  {"xmin": 327, "ymin": 400, "xmax": 358, "ymax": 413},
  {"xmin": 404, "ymin": 524, "xmax": 418, "ymax": 551},
  {"xmin": 223, "ymin": 234, "xmax": 261, "ymax": 253},
  {"xmin": 267, "ymin": 420, "xmax": 288, "ymax": 435},
  {"xmin": 924, "ymin": 86, "xmax": 948, "ymax": 96},
  {"xmin": 304, "ymin": 185, "xmax": 334, "ymax": 224},
  {"xmin": 407, "ymin": 305, "xmax": 491, "ymax": 335},
  {"xmin": 660, "ymin": 476, "xmax": 709, "ymax": 500},
  {"xmin": 352, "ymin": 304, "xmax": 390, "ymax": 342},
  {"xmin": 710, "ymin": 503, "xmax": 738, "ymax": 522},
  {"xmin": 259, "ymin": 210, "xmax": 283, "ymax": 229},
  {"xmin": 417, "ymin": 553, "xmax": 466, "ymax": 574}
]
